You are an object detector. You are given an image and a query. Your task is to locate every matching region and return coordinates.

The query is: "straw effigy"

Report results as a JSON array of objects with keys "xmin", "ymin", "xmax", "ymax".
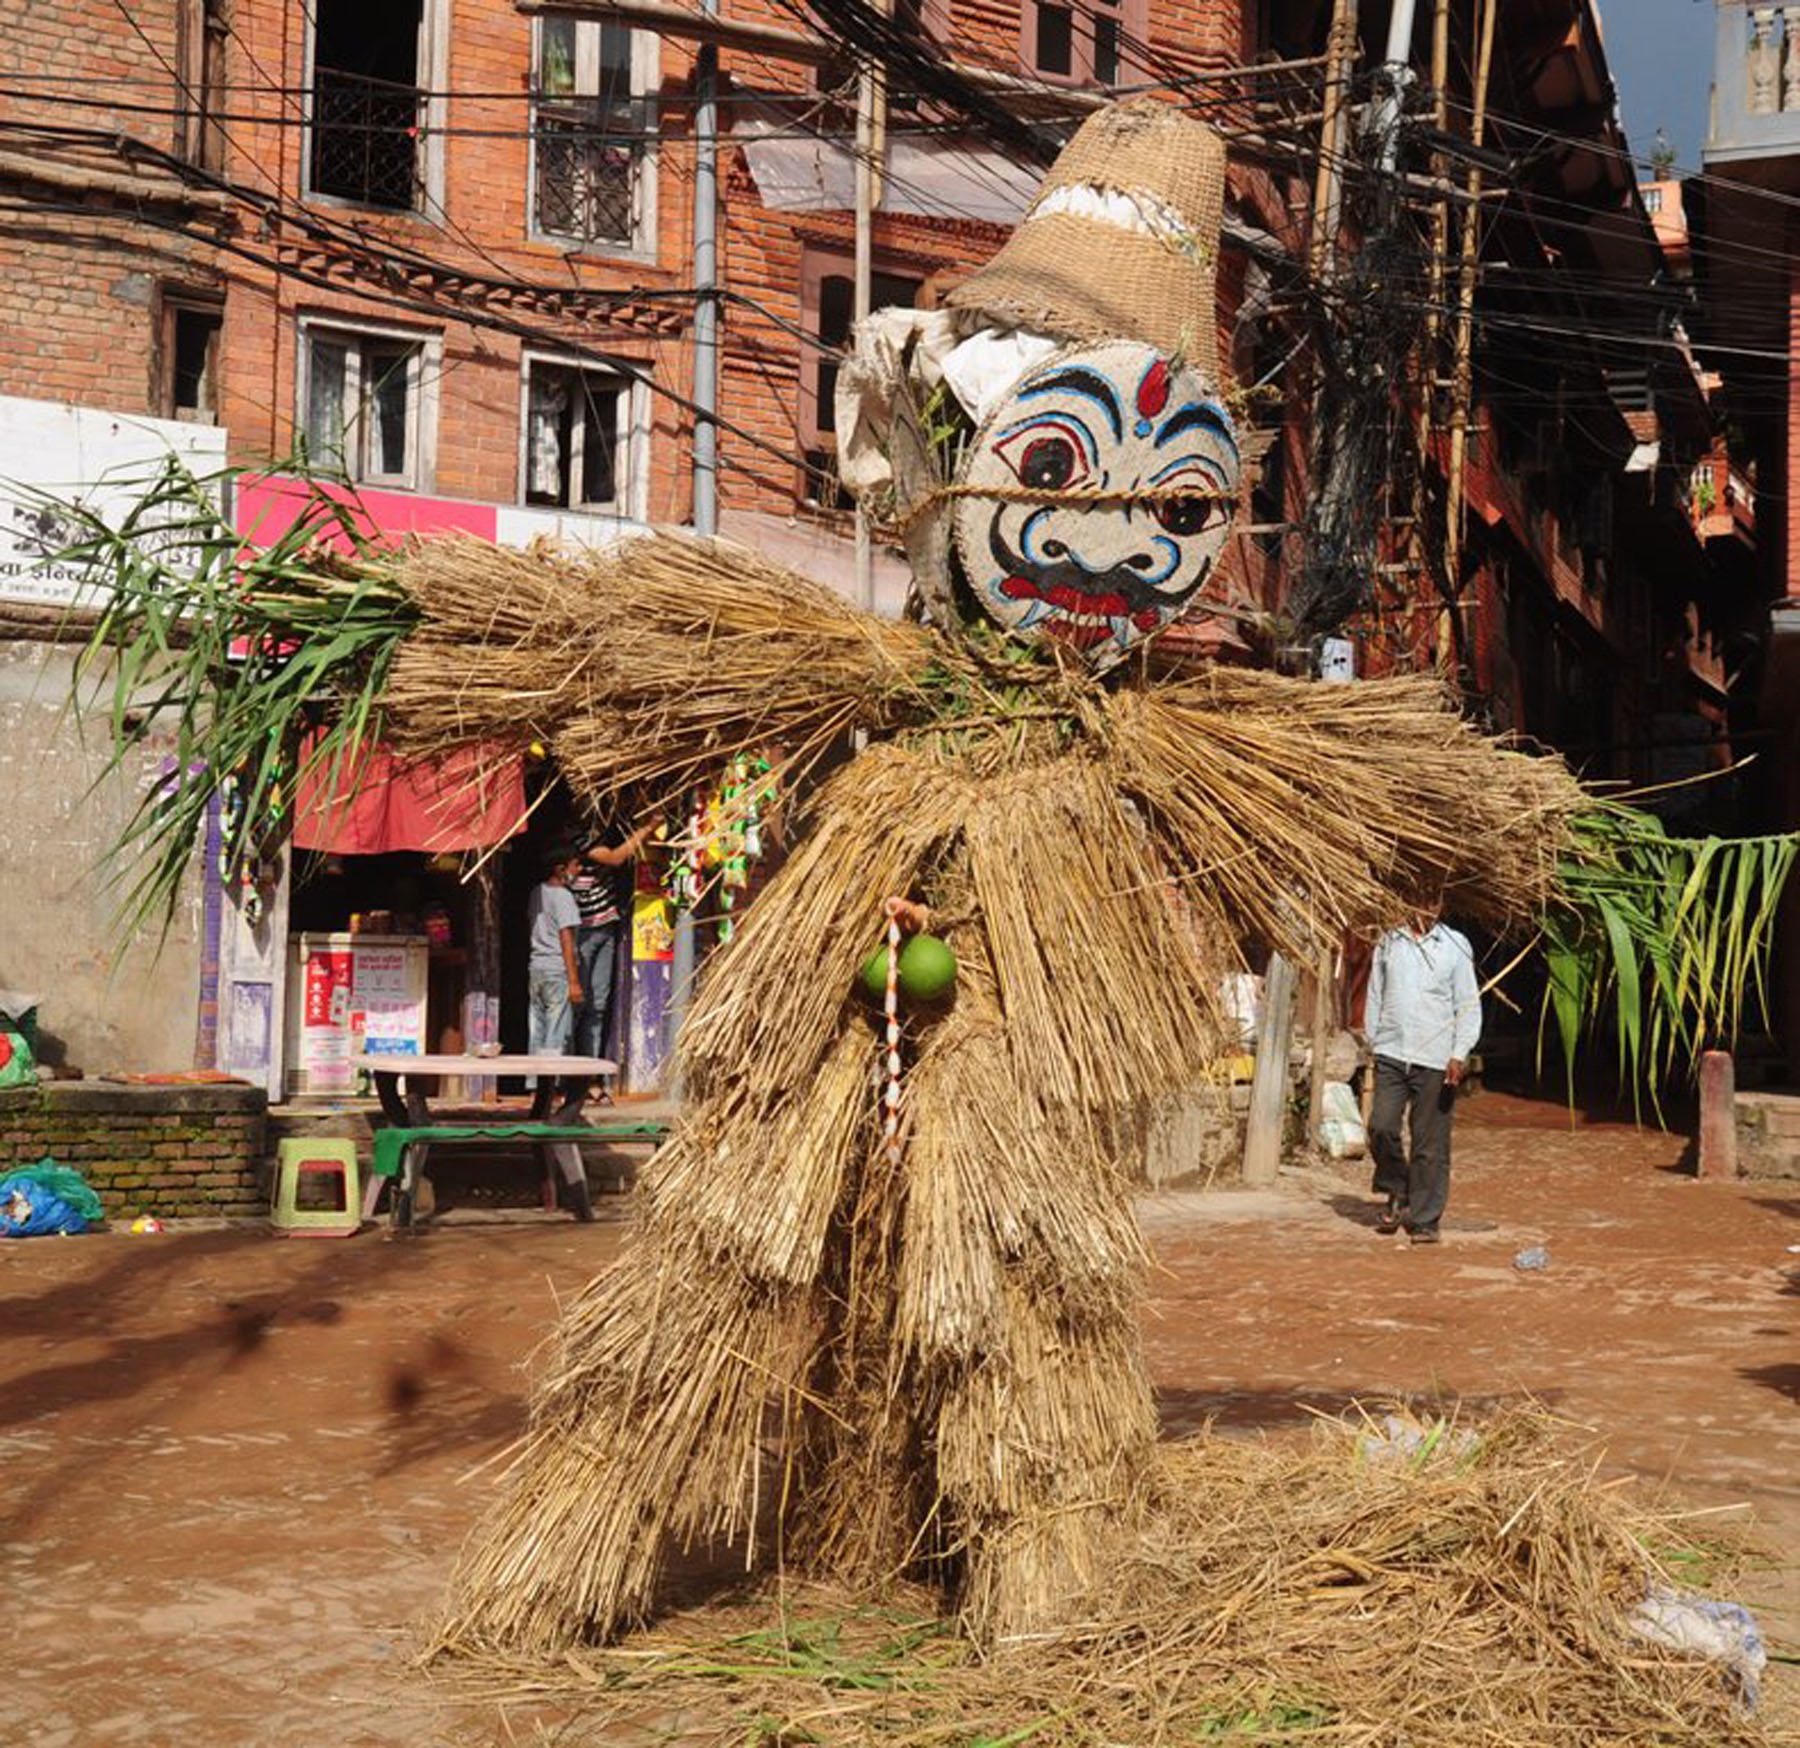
[
  {"xmin": 51, "ymin": 96, "xmax": 1793, "ymax": 1745},
  {"xmin": 273, "ymin": 526, "xmax": 1587, "ymax": 1653}
]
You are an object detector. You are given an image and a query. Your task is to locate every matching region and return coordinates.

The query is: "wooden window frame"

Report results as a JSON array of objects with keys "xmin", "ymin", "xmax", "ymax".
[
  {"xmin": 528, "ymin": 17, "xmax": 660, "ymax": 262},
  {"xmin": 301, "ymin": 0, "xmax": 449, "ymax": 218},
  {"xmin": 157, "ymin": 288, "xmax": 224, "ymax": 424},
  {"xmin": 296, "ymin": 317, "xmax": 439, "ymax": 491},
  {"xmin": 517, "ymin": 352, "xmax": 650, "ymax": 518},
  {"xmin": 1019, "ymin": 0, "xmax": 1146, "ymax": 89}
]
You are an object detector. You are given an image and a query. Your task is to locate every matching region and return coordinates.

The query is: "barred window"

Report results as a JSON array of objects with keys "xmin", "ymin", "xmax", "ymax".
[
  {"xmin": 532, "ymin": 18, "xmax": 655, "ymax": 253},
  {"xmin": 308, "ymin": 0, "xmax": 428, "ymax": 211}
]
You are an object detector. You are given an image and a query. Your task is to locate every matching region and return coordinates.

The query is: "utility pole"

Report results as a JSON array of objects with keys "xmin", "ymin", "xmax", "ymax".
[
  {"xmin": 1367, "ymin": 0, "xmax": 1417, "ymax": 181},
  {"xmin": 691, "ymin": 23, "xmax": 718, "ymax": 539},
  {"xmin": 851, "ymin": 0, "xmax": 890, "ymax": 611},
  {"xmin": 667, "ymin": 8, "xmax": 719, "ymax": 1088}
]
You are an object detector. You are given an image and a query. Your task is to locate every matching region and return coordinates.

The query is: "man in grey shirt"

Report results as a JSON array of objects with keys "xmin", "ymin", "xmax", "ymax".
[
  {"xmin": 1363, "ymin": 905, "xmax": 1481, "ymax": 1244},
  {"xmin": 527, "ymin": 844, "xmax": 585, "ymax": 1061}
]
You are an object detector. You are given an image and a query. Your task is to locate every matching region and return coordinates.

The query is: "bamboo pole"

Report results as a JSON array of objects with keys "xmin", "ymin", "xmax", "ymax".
[
  {"xmin": 851, "ymin": 0, "xmax": 890, "ymax": 613},
  {"xmin": 1440, "ymin": 0, "xmax": 1499, "ymax": 674},
  {"xmin": 1243, "ymin": 954, "xmax": 1298, "ymax": 1185},
  {"xmin": 1308, "ymin": 0, "xmax": 1359, "ymax": 288},
  {"xmin": 1412, "ymin": 0, "xmax": 1451, "ymax": 552}
]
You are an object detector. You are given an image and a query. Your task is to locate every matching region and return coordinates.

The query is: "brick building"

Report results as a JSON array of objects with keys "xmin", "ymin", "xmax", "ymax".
[
  {"xmin": 1699, "ymin": 0, "xmax": 1800, "ymax": 1073},
  {"xmin": 0, "ymin": 0, "xmax": 1741, "ymax": 1091}
]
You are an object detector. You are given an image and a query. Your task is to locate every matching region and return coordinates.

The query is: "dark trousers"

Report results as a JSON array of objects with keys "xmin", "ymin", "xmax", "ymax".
[
  {"xmin": 1368, "ymin": 1055, "xmax": 1455, "ymax": 1234},
  {"xmin": 573, "ymin": 922, "xmax": 622, "ymax": 1063}
]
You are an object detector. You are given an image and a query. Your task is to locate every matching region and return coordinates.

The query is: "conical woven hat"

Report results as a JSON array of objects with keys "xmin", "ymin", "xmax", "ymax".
[{"xmin": 946, "ymin": 98, "xmax": 1225, "ymax": 374}]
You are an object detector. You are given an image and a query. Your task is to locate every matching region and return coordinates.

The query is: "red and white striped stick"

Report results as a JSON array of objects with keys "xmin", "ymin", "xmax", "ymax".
[{"xmin": 882, "ymin": 916, "xmax": 903, "ymax": 1167}]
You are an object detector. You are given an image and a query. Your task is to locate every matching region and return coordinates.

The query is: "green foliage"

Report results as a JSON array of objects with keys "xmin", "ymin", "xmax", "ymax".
[
  {"xmin": 32, "ymin": 456, "xmax": 417, "ymax": 943},
  {"xmin": 1541, "ymin": 805, "xmax": 1798, "ymax": 1117}
]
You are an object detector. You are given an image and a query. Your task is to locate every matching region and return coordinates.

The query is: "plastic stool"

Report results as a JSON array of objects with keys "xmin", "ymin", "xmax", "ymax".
[{"xmin": 271, "ymin": 1139, "xmax": 363, "ymax": 1237}]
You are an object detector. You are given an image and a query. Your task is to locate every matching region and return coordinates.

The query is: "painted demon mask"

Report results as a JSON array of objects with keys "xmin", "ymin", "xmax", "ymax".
[{"xmin": 952, "ymin": 340, "xmax": 1239, "ymax": 667}]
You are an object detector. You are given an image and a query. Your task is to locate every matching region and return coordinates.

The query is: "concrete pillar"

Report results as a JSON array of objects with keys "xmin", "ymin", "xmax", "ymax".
[{"xmin": 1697, "ymin": 1050, "xmax": 1738, "ymax": 1180}]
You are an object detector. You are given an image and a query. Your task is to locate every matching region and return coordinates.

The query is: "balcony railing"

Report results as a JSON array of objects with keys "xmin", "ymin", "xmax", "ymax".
[
  {"xmin": 1707, "ymin": 3, "xmax": 1800, "ymax": 162},
  {"xmin": 1689, "ymin": 454, "xmax": 1757, "ymax": 547},
  {"xmin": 311, "ymin": 68, "xmax": 422, "ymax": 210}
]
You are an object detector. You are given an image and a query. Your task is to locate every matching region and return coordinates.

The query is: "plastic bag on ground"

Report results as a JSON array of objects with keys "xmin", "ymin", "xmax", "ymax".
[
  {"xmin": 0, "ymin": 1160, "xmax": 102, "ymax": 1235},
  {"xmin": 1631, "ymin": 1584, "xmax": 1765, "ymax": 1709},
  {"xmin": 1317, "ymin": 1080, "xmax": 1367, "ymax": 1158}
]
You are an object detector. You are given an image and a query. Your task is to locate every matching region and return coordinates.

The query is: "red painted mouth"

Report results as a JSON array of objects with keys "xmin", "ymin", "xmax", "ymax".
[{"xmin": 1000, "ymin": 575, "xmax": 1162, "ymax": 648}]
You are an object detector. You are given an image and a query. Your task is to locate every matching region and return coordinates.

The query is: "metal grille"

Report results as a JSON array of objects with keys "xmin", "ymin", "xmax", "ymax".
[
  {"xmin": 311, "ymin": 68, "xmax": 421, "ymax": 209},
  {"xmin": 534, "ymin": 103, "xmax": 640, "ymax": 246}
]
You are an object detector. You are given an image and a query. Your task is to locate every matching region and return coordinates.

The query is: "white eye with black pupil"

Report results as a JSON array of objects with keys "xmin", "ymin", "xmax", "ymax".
[
  {"xmin": 1020, "ymin": 437, "xmax": 1077, "ymax": 491},
  {"xmin": 1153, "ymin": 497, "xmax": 1214, "ymax": 536}
]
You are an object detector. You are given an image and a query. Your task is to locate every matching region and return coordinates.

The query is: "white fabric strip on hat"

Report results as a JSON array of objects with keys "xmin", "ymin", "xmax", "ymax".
[
  {"xmin": 941, "ymin": 327, "xmax": 1062, "ymax": 425},
  {"xmin": 1030, "ymin": 182, "xmax": 1207, "ymax": 255}
]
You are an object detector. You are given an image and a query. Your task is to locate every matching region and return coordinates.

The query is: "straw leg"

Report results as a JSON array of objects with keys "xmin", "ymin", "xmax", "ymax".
[
  {"xmin": 440, "ymin": 1024, "xmax": 881, "ymax": 1653},
  {"xmin": 441, "ymin": 1241, "xmax": 816, "ymax": 1650},
  {"xmin": 785, "ymin": 1137, "xmax": 945, "ymax": 1586},
  {"xmin": 895, "ymin": 959, "xmax": 1157, "ymax": 1642}
]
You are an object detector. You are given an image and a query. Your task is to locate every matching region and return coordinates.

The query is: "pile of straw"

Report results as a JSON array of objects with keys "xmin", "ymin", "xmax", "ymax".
[{"xmin": 438, "ymin": 1407, "xmax": 1779, "ymax": 1748}]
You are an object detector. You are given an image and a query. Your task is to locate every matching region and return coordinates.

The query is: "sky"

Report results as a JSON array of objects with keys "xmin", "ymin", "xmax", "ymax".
[{"xmin": 1598, "ymin": 0, "xmax": 1716, "ymax": 174}]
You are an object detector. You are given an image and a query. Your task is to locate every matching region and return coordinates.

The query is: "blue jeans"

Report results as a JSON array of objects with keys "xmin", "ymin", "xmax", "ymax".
[
  {"xmin": 573, "ymin": 922, "xmax": 621, "ymax": 1060},
  {"xmin": 527, "ymin": 968, "xmax": 575, "ymax": 1061}
]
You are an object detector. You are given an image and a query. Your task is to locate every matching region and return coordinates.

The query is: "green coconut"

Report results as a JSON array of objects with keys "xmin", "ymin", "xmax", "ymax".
[{"xmin": 859, "ymin": 933, "xmax": 959, "ymax": 1004}]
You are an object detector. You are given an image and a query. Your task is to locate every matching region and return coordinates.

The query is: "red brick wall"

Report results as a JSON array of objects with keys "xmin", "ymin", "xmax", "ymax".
[
  {"xmin": 1, "ymin": 0, "xmax": 1266, "ymax": 542},
  {"xmin": 0, "ymin": 0, "xmax": 217, "ymax": 414}
]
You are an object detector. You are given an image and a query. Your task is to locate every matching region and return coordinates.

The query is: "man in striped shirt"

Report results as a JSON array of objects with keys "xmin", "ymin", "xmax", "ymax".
[{"xmin": 569, "ymin": 818, "xmax": 656, "ymax": 1092}]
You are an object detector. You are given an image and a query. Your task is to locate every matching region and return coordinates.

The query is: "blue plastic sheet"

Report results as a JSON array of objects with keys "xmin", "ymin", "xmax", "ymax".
[{"xmin": 0, "ymin": 1165, "xmax": 95, "ymax": 1236}]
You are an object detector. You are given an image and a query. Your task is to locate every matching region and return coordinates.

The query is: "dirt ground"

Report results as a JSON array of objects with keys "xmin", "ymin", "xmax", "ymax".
[{"xmin": 4, "ymin": 1093, "xmax": 1797, "ymax": 1746}]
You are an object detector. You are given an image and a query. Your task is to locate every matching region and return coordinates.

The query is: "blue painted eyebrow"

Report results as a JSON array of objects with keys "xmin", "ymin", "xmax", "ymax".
[
  {"xmin": 1155, "ymin": 401, "xmax": 1238, "ymax": 455},
  {"xmin": 1151, "ymin": 454, "xmax": 1232, "ymax": 489},
  {"xmin": 996, "ymin": 408, "xmax": 1100, "ymax": 467},
  {"xmin": 1020, "ymin": 368, "xmax": 1123, "ymax": 440}
]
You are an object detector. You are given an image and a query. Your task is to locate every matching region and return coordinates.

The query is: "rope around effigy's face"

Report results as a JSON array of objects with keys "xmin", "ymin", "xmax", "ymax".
[{"xmin": 901, "ymin": 479, "xmax": 1240, "ymax": 532}]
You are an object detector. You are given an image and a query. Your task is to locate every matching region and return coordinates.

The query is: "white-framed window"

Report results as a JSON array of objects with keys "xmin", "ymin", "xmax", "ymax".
[
  {"xmin": 305, "ymin": 0, "xmax": 448, "ymax": 214},
  {"xmin": 520, "ymin": 355, "xmax": 648, "ymax": 517},
  {"xmin": 298, "ymin": 320, "xmax": 437, "ymax": 488},
  {"xmin": 530, "ymin": 17, "xmax": 659, "ymax": 257}
]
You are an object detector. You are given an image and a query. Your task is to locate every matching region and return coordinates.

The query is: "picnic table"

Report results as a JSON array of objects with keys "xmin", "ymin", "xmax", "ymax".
[{"xmin": 353, "ymin": 1051, "xmax": 641, "ymax": 1226}]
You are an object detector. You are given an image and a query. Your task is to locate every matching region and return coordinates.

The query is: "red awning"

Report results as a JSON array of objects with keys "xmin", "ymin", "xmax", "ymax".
[{"xmin": 293, "ymin": 744, "xmax": 527, "ymax": 855}]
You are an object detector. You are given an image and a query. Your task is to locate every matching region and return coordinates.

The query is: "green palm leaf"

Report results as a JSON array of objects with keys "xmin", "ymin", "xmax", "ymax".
[
  {"xmin": 24, "ymin": 456, "xmax": 418, "ymax": 944},
  {"xmin": 1544, "ymin": 805, "xmax": 1798, "ymax": 1114}
]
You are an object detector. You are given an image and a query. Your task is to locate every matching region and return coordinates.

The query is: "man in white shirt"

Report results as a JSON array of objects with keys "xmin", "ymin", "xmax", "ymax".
[{"xmin": 1363, "ymin": 905, "xmax": 1481, "ymax": 1244}]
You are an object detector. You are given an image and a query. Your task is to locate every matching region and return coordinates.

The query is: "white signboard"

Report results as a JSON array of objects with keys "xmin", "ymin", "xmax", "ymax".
[{"xmin": 0, "ymin": 394, "xmax": 226, "ymax": 608}]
